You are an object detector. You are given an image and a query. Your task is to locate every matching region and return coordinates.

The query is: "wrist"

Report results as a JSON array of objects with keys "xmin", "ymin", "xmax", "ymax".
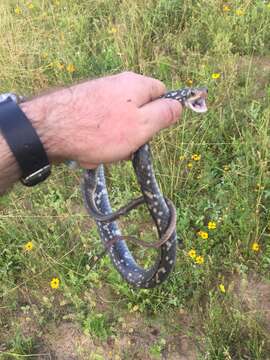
[
  {"xmin": 0, "ymin": 94, "xmax": 55, "ymax": 192},
  {"xmin": 19, "ymin": 88, "xmax": 72, "ymax": 164}
]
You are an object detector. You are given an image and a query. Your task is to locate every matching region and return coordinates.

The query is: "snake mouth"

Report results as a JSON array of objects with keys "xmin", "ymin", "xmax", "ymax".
[
  {"xmin": 187, "ymin": 97, "xmax": 207, "ymax": 113},
  {"xmin": 185, "ymin": 88, "xmax": 208, "ymax": 113}
]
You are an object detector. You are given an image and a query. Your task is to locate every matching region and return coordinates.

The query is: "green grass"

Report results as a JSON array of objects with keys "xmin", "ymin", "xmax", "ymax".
[{"xmin": 1, "ymin": 0, "xmax": 270, "ymax": 359}]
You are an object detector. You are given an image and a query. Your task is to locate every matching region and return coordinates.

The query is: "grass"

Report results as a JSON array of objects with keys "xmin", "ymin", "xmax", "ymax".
[{"xmin": 0, "ymin": 0, "xmax": 270, "ymax": 359}]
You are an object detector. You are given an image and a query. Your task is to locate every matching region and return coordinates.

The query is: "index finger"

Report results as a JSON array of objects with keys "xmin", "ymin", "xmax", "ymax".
[{"xmin": 120, "ymin": 72, "xmax": 166, "ymax": 106}]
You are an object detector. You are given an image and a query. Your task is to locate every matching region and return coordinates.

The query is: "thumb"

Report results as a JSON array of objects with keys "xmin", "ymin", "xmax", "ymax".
[{"xmin": 139, "ymin": 98, "xmax": 182, "ymax": 135}]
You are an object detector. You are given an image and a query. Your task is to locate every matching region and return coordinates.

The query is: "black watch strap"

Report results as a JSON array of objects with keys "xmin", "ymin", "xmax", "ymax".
[{"xmin": 0, "ymin": 97, "xmax": 51, "ymax": 186}]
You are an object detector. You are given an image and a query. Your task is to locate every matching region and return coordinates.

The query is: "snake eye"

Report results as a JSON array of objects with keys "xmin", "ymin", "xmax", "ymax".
[{"xmin": 190, "ymin": 90, "xmax": 196, "ymax": 97}]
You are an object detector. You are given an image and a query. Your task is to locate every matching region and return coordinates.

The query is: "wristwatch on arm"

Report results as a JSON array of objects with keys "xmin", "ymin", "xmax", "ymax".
[{"xmin": 0, "ymin": 93, "xmax": 51, "ymax": 186}]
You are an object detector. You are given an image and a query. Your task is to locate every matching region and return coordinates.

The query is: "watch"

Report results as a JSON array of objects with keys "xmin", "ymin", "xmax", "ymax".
[{"xmin": 0, "ymin": 93, "xmax": 51, "ymax": 186}]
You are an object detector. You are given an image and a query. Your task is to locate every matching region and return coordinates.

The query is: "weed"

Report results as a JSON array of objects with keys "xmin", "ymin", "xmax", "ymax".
[{"xmin": 0, "ymin": 0, "xmax": 270, "ymax": 358}]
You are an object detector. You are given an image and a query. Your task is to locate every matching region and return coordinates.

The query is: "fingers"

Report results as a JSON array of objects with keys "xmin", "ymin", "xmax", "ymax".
[
  {"xmin": 139, "ymin": 98, "xmax": 182, "ymax": 138},
  {"xmin": 118, "ymin": 72, "xmax": 166, "ymax": 106}
]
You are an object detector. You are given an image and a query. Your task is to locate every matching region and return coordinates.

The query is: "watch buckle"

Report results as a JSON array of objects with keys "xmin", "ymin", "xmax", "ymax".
[{"xmin": 21, "ymin": 165, "xmax": 51, "ymax": 187}]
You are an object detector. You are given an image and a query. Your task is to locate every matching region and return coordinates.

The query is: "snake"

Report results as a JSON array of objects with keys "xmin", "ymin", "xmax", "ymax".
[{"xmin": 81, "ymin": 87, "xmax": 208, "ymax": 289}]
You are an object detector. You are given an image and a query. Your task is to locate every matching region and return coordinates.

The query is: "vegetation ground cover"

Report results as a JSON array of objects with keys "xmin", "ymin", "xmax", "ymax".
[{"xmin": 0, "ymin": 1, "xmax": 270, "ymax": 359}]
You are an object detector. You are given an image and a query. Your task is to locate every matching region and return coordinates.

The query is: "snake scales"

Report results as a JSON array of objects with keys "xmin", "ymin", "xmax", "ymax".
[{"xmin": 81, "ymin": 87, "xmax": 208, "ymax": 289}]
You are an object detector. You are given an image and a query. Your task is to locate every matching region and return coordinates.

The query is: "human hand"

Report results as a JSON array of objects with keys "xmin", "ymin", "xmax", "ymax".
[{"xmin": 20, "ymin": 72, "xmax": 182, "ymax": 168}]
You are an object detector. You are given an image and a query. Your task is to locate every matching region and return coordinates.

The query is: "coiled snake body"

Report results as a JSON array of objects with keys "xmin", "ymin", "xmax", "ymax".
[{"xmin": 82, "ymin": 87, "xmax": 207, "ymax": 288}]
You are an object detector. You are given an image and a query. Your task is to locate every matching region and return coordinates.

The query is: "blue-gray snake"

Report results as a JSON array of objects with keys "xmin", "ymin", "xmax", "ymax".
[{"xmin": 81, "ymin": 87, "xmax": 208, "ymax": 288}]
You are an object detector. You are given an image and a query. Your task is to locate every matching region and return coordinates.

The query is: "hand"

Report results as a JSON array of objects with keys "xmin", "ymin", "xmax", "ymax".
[{"xmin": 20, "ymin": 72, "xmax": 182, "ymax": 168}]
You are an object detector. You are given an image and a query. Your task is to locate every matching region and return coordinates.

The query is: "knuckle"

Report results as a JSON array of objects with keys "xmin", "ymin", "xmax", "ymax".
[
  {"xmin": 155, "ymin": 80, "xmax": 166, "ymax": 93},
  {"xmin": 121, "ymin": 71, "xmax": 135, "ymax": 79},
  {"xmin": 149, "ymin": 79, "xmax": 166, "ymax": 100}
]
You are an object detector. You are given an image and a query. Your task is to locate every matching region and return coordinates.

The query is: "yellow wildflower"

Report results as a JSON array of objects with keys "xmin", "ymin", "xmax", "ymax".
[
  {"xmin": 130, "ymin": 305, "xmax": 139, "ymax": 312},
  {"xmin": 212, "ymin": 73, "xmax": 221, "ymax": 79},
  {"xmin": 56, "ymin": 62, "xmax": 64, "ymax": 70},
  {"xmin": 179, "ymin": 155, "xmax": 185, "ymax": 161},
  {"xmin": 66, "ymin": 64, "xmax": 76, "ymax": 73},
  {"xmin": 195, "ymin": 255, "xmax": 204, "ymax": 264},
  {"xmin": 187, "ymin": 162, "xmax": 193, "ymax": 169},
  {"xmin": 251, "ymin": 242, "xmax": 260, "ymax": 252},
  {"xmin": 191, "ymin": 154, "xmax": 201, "ymax": 161},
  {"xmin": 50, "ymin": 277, "xmax": 60, "ymax": 289},
  {"xmin": 24, "ymin": 241, "xmax": 33, "ymax": 252},
  {"xmin": 223, "ymin": 5, "xmax": 230, "ymax": 12},
  {"xmin": 14, "ymin": 6, "xmax": 22, "ymax": 14},
  {"xmin": 208, "ymin": 221, "xmax": 217, "ymax": 230},
  {"xmin": 186, "ymin": 79, "xmax": 193, "ymax": 86},
  {"xmin": 108, "ymin": 26, "xmax": 117, "ymax": 34},
  {"xmin": 219, "ymin": 284, "xmax": 226, "ymax": 293},
  {"xmin": 197, "ymin": 230, "xmax": 209, "ymax": 239},
  {"xmin": 27, "ymin": 3, "xmax": 34, "ymax": 9},
  {"xmin": 223, "ymin": 165, "xmax": 230, "ymax": 171},
  {"xmin": 235, "ymin": 9, "xmax": 244, "ymax": 16},
  {"xmin": 188, "ymin": 249, "xmax": 196, "ymax": 258}
]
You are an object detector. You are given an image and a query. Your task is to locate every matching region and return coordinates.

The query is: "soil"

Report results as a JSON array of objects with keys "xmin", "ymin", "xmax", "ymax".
[
  {"xmin": 236, "ymin": 274, "xmax": 270, "ymax": 331},
  {"xmin": 237, "ymin": 55, "xmax": 270, "ymax": 98}
]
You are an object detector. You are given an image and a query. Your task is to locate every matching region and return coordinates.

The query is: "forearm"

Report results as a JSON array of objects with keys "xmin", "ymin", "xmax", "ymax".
[
  {"xmin": 0, "ymin": 84, "xmax": 94, "ymax": 194},
  {"xmin": 0, "ymin": 135, "xmax": 21, "ymax": 194}
]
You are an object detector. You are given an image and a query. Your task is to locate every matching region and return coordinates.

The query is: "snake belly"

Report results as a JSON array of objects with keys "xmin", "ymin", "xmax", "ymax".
[{"xmin": 82, "ymin": 143, "xmax": 177, "ymax": 288}]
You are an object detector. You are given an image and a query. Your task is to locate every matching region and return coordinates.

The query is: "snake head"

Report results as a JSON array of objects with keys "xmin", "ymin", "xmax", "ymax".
[
  {"xmin": 163, "ymin": 87, "xmax": 208, "ymax": 113},
  {"xmin": 183, "ymin": 87, "xmax": 208, "ymax": 113},
  {"xmin": 185, "ymin": 87, "xmax": 208, "ymax": 113}
]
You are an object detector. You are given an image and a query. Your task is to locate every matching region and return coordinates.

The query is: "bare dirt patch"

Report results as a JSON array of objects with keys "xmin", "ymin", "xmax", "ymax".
[
  {"xmin": 236, "ymin": 275, "xmax": 270, "ymax": 330},
  {"xmin": 41, "ymin": 311, "xmax": 198, "ymax": 360},
  {"xmin": 43, "ymin": 322, "xmax": 97, "ymax": 360},
  {"xmin": 1, "ymin": 308, "xmax": 198, "ymax": 360},
  {"xmin": 237, "ymin": 55, "xmax": 270, "ymax": 98}
]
